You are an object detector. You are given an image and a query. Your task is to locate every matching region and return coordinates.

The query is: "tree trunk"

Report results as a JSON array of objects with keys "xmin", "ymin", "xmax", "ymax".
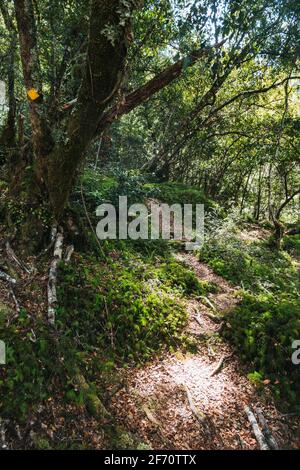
[{"xmin": 6, "ymin": 0, "xmax": 132, "ymax": 253}]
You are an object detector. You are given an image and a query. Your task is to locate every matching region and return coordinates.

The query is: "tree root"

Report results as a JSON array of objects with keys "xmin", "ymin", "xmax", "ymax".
[
  {"xmin": 9, "ymin": 285, "xmax": 20, "ymax": 315},
  {"xmin": 210, "ymin": 355, "xmax": 229, "ymax": 377},
  {"xmin": 0, "ymin": 270, "xmax": 16, "ymax": 285},
  {"xmin": 182, "ymin": 383, "xmax": 211, "ymax": 436},
  {"xmin": 47, "ymin": 228, "xmax": 64, "ymax": 325},
  {"xmin": 245, "ymin": 406, "xmax": 270, "ymax": 450},
  {"xmin": 75, "ymin": 374, "xmax": 110, "ymax": 421}
]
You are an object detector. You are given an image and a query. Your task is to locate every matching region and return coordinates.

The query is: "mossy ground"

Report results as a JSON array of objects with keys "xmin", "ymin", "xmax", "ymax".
[
  {"xmin": 0, "ymin": 174, "xmax": 299, "ymax": 448},
  {"xmin": 199, "ymin": 229, "xmax": 300, "ymax": 406}
]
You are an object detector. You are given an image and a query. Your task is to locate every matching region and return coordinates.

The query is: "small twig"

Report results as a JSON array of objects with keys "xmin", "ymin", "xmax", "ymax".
[
  {"xmin": 29, "ymin": 329, "xmax": 37, "ymax": 343},
  {"xmin": 9, "ymin": 285, "xmax": 20, "ymax": 315},
  {"xmin": 210, "ymin": 355, "xmax": 228, "ymax": 377}
]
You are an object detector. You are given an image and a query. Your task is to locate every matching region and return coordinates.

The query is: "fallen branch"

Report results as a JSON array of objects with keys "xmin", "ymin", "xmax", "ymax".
[
  {"xmin": 142, "ymin": 404, "xmax": 161, "ymax": 427},
  {"xmin": 6, "ymin": 241, "xmax": 31, "ymax": 274},
  {"xmin": 183, "ymin": 384, "xmax": 210, "ymax": 435},
  {"xmin": 9, "ymin": 285, "xmax": 20, "ymax": 315},
  {"xmin": 256, "ymin": 407, "xmax": 279, "ymax": 450},
  {"xmin": 245, "ymin": 406, "xmax": 270, "ymax": 450},
  {"xmin": 198, "ymin": 295, "xmax": 217, "ymax": 313},
  {"xmin": 210, "ymin": 355, "xmax": 228, "ymax": 377},
  {"xmin": 47, "ymin": 229, "xmax": 64, "ymax": 325},
  {"xmin": 202, "ymin": 310, "xmax": 223, "ymax": 323},
  {"xmin": 0, "ymin": 270, "xmax": 17, "ymax": 285}
]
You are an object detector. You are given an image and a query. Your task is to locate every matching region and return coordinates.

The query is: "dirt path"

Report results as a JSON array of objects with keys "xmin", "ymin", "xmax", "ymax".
[{"xmin": 109, "ymin": 251, "xmax": 300, "ymax": 450}]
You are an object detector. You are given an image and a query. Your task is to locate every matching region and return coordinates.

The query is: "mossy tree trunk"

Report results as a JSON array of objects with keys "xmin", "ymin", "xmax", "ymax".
[
  {"xmin": 6, "ymin": 0, "xmax": 132, "ymax": 251},
  {"xmin": 271, "ymin": 189, "xmax": 300, "ymax": 250}
]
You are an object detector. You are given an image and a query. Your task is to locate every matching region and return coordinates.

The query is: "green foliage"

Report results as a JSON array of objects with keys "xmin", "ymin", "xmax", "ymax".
[
  {"xmin": 74, "ymin": 169, "xmax": 160, "ymax": 214},
  {"xmin": 284, "ymin": 234, "xmax": 300, "ymax": 258},
  {"xmin": 0, "ymin": 310, "xmax": 79, "ymax": 421},
  {"xmin": 0, "ymin": 243, "xmax": 196, "ymax": 423},
  {"xmin": 200, "ymin": 235, "xmax": 298, "ymax": 296},
  {"xmin": 144, "ymin": 181, "xmax": 215, "ymax": 208},
  {"xmin": 225, "ymin": 292, "xmax": 300, "ymax": 404},
  {"xmin": 150, "ymin": 261, "xmax": 217, "ymax": 296},
  {"xmin": 200, "ymin": 229, "xmax": 300, "ymax": 404},
  {"xmin": 57, "ymin": 253, "xmax": 189, "ymax": 362}
]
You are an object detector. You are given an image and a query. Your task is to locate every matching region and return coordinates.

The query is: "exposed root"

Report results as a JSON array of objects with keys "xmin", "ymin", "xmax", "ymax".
[
  {"xmin": 182, "ymin": 383, "xmax": 211, "ymax": 437},
  {"xmin": 210, "ymin": 355, "xmax": 231, "ymax": 377},
  {"xmin": 64, "ymin": 245, "xmax": 74, "ymax": 263},
  {"xmin": 75, "ymin": 374, "xmax": 110, "ymax": 421},
  {"xmin": 47, "ymin": 228, "xmax": 64, "ymax": 325},
  {"xmin": 202, "ymin": 310, "xmax": 223, "ymax": 324},
  {"xmin": 0, "ymin": 270, "xmax": 16, "ymax": 285},
  {"xmin": 9, "ymin": 285, "xmax": 20, "ymax": 315},
  {"xmin": 245, "ymin": 406, "xmax": 270, "ymax": 450},
  {"xmin": 0, "ymin": 418, "xmax": 8, "ymax": 450}
]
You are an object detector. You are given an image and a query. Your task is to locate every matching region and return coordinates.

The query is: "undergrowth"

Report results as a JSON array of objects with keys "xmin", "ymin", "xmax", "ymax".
[
  {"xmin": 199, "ymin": 225, "xmax": 300, "ymax": 407},
  {"xmin": 0, "ymin": 232, "xmax": 211, "ymax": 430}
]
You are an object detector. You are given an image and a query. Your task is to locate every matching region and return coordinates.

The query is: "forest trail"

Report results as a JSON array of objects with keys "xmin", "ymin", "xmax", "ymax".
[
  {"xmin": 109, "ymin": 250, "xmax": 299, "ymax": 450},
  {"xmin": 1, "ymin": 237, "xmax": 300, "ymax": 449}
]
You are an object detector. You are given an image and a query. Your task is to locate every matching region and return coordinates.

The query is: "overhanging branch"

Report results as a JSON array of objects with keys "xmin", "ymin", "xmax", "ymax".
[{"xmin": 96, "ymin": 41, "xmax": 226, "ymax": 133}]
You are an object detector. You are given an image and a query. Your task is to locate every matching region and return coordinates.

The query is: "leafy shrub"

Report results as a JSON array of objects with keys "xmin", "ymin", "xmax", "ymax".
[
  {"xmin": 200, "ymin": 229, "xmax": 300, "ymax": 405},
  {"xmin": 0, "ymin": 309, "xmax": 79, "ymax": 421},
  {"xmin": 150, "ymin": 261, "xmax": 217, "ymax": 296},
  {"xmin": 284, "ymin": 234, "xmax": 300, "ymax": 258},
  {"xmin": 225, "ymin": 292, "xmax": 300, "ymax": 404},
  {"xmin": 200, "ymin": 236, "xmax": 298, "ymax": 295},
  {"xmin": 143, "ymin": 181, "xmax": 215, "ymax": 208}
]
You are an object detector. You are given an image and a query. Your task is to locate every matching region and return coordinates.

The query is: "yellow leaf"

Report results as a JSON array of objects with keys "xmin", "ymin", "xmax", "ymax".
[{"xmin": 27, "ymin": 88, "xmax": 40, "ymax": 101}]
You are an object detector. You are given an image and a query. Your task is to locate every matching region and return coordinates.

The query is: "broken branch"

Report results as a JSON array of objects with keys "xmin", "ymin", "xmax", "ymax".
[
  {"xmin": 256, "ymin": 407, "xmax": 279, "ymax": 450},
  {"xmin": 245, "ymin": 406, "xmax": 270, "ymax": 450},
  {"xmin": 210, "ymin": 355, "xmax": 229, "ymax": 377}
]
